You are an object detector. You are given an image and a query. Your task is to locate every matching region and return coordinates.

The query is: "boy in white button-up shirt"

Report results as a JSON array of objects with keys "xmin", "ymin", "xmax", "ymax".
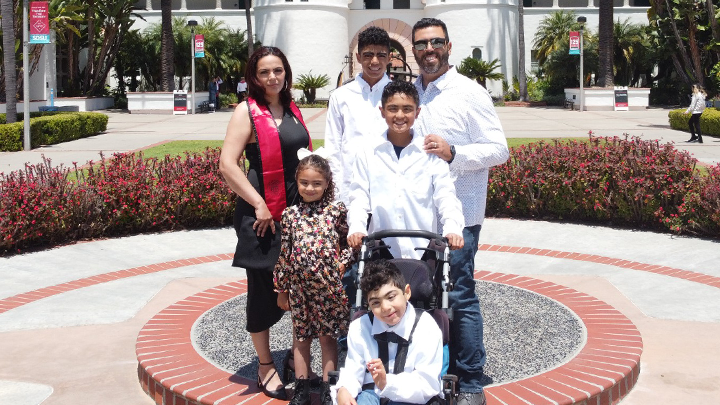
[
  {"xmin": 347, "ymin": 80, "xmax": 464, "ymax": 257},
  {"xmin": 333, "ymin": 260, "xmax": 444, "ymax": 405}
]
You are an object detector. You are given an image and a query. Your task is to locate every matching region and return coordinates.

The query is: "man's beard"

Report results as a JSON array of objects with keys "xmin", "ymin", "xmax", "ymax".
[{"xmin": 418, "ymin": 50, "xmax": 449, "ymax": 75}]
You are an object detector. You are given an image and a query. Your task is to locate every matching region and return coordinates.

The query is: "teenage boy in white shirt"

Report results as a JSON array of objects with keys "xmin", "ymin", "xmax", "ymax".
[
  {"xmin": 333, "ymin": 260, "xmax": 444, "ymax": 405},
  {"xmin": 346, "ymin": 80, "xmax": 464, "ymax": 257},
  {"xmin": 325, "ymin": 26, "xmax": 392, "ymax": 205}
]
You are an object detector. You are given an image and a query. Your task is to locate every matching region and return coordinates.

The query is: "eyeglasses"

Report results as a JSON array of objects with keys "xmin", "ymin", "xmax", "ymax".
[{"xmin": 412, "ymin": 38, "xmax": 447, "ymax": 51}]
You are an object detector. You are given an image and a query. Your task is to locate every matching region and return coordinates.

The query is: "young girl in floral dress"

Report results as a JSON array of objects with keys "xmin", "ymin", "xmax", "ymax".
[{"xmin": 274, "ymin": 149, "xmax": 355, "ymax": 405}]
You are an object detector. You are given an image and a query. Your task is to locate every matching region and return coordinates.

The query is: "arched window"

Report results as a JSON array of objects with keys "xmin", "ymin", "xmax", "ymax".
[{"xmin": 472, "ymin": 48, "xmax": 482, "ymax": 60}]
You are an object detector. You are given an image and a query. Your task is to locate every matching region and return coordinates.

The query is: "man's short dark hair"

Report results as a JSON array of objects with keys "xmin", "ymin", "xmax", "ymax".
[
  {"xmin": 381, "ymin": 80, "xmax": 419, "ymax": 107},
  {"xmin": 360, "ymin": 260, "xmax": 407, "ymax": 296},
  {"xmin": 412, "ymin": 18, "xmax": 449, "ymax": 42},
  {"xmin": 358, "ymin": 26, "xmax": 391, "ymax": 53}
]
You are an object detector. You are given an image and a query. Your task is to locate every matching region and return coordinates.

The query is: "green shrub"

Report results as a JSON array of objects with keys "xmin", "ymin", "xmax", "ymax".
[
  {"xmin": 219, "ymin": 92, "xmax": 238, "ymax": 108},
  {"xmin": 668, "ymin": 108, "xmax": 720, "ymax": 136},
  {"xmin": 0, "ymin": 112, "xmax": 108, "ymax": 151}
]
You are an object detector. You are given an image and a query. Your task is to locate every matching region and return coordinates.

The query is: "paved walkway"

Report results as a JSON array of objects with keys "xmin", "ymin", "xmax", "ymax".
[{"xmin": 1, "ymin": 107, "xmax": 719, "ymax": 404}]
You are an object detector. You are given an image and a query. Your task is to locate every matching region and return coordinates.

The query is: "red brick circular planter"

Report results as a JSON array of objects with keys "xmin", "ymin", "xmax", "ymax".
[{"xmin": 136, "ymin": 272, "xmax": 642, "ymax": 405}]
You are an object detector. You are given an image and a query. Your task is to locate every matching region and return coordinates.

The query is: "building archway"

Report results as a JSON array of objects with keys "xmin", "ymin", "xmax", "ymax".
[{"xmin": 348, "ymin": 18, "xmax": 418, "ymax": 81}]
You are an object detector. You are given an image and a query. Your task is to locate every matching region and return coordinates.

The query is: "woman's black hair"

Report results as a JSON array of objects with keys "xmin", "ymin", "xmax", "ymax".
[{"xmin": 245, "ymin": 46, "xmax": 293, "ymax": 107}]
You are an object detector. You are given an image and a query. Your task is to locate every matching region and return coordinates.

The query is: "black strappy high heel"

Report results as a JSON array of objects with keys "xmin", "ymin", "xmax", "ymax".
[
  {"xmin": 257, "ymin": 360, "xmax": 288, "ymax": 400},
  {"xmin": 282, "ymin": 350, "xmax": 322, "ymax": 388}
]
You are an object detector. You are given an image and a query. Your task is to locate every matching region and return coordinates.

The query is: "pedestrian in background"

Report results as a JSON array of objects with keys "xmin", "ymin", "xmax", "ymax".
[{"xmin": 685, "ymin": 84, "xmax": 706, "ymax": 144}]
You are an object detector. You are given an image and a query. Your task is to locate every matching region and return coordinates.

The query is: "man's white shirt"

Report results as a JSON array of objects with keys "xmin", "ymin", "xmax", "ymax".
[
  {"xmin": 331, "ymin": 302, "xmax": 443, "ymax": 404},
  {"xmin": 347, "ymin": 130, "xmax": 464, "ymax": 259},
  {"xmin": 325, "ymin": 73, "xmax": 392, "ymax": 204},
  {"xmin": 414, "ymin": 67, "xmax": 509, "ymax": 228}
]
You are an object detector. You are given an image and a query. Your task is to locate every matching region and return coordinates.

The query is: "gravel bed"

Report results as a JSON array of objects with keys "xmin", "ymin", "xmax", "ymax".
[{"xmin": 192, "ymin": 281, "xmax": 584, "ymax": 386}]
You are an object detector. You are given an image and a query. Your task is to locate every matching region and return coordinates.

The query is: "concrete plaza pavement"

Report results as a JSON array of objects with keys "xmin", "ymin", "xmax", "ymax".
[{"xmin": 1, "ymin": 106, "xmax": 720, "ymax": 404}]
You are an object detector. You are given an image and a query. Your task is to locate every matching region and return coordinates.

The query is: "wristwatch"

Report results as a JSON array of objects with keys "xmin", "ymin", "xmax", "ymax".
[{"xmin": 448, "ymin": 145, "xmax": 457, "ymax": 163}]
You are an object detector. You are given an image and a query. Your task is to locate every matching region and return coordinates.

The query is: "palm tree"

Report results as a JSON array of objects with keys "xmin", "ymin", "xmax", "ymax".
[
  {"xmin": 597, "ymin": 0, "xmax": 614, "ymax": 87},
  {"xmin": 160, "ymin": 0, "xmax": 174, "ymax": 91},
  {"xmin": 613, "ymin": 18, "xmax": 645, "ymax": 86},
  {"xmin": 294, "ymin": 72, "xmax": 330, "ymax": 104},
  {"xmin": 517, "ymin": 0, "xmax": 528, "ymax": 101},
  {"xmin": 533, "ymin": 10, "xmax": 578, "ymax": 68},
  {"xmin": 1, "ymin": 0, "xmax": 17, "ymax": 123},
  {"xmin": 244, "ymin": 0, "xmax": 253, "ymax": 58},
  {"xmin": 457, "ymin": 57, "xmax": 504, "ymax": 88}
]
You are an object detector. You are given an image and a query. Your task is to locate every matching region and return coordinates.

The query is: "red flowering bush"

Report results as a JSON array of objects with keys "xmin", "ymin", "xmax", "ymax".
[
  {"xmin": 0, "ymin": 148, "xmax": 238, "ymax": 255},
  {"xmin": 488, "ymin": 135, "xmax": 720, "ymax": 236}
]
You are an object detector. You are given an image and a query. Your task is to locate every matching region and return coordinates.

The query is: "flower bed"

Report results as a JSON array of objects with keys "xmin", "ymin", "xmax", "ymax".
[
  {"xmin": 2, "ymin": 136, "xmax": 720, "ymax": 256},
  {"xmin": 487, "ymin": 135, "xmax": 720, "ymax": 235},
  {"xmin": 0, "ymin": 149, "xmax": 238, "ymax": 255}
]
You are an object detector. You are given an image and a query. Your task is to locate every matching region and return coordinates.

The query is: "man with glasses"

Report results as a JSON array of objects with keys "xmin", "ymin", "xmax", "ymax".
[{"xmin": 411, "ymin": 17, "xmax": 509, "ymax": 405}]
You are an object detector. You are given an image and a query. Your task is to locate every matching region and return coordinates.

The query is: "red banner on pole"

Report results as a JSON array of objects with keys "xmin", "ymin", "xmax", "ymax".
[
  {"xmin": 569, "ymin": 31, "xmax": 580, "ymax": 55},
  {"xmin": 29, "ymin": 1, "xmax": 50, "ymax": 44},
  {"xmin": 194, "ymin": 34, "xmax": 205, "ymax": 58}
]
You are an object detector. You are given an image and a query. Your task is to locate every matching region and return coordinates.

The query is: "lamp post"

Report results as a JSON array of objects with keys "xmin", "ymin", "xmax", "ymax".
[
  {"xmin": 577, "ymin": 16, "xmax": 586, "ymax": 112},
  {"xmin": 188, "ymin": 19, "xmax": 198, "ymax": 114}
]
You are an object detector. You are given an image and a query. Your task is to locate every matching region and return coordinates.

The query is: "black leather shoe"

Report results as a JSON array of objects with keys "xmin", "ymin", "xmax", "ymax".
[
  {"xmin": 257, "ymin": 361, "xmax": 287, "ymax": 400},
  {"xmin": 289, "ymin": 378, "xmax": 311, "ymax": 405},
  {"xmin": 282, "ymin": 350, "xmax": 321, "ymax": 388},
  {"xmin": 698, "ymin": 138, "xmax": 704, "ymax": 143},
  {"xmin": 320, "ymin": 381, "xmax": 333, "ymax": 405},
  {"xmin": 688, "ymin": 138, "xmax": 698, "ymax": 143},
  {"xmin": 457, "ymin": 391, "xmax": 487, "ymax": 405}
]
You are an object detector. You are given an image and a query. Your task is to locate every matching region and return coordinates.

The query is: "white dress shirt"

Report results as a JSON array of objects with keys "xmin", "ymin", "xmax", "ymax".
[
  {"xmin": 414, "ymin": 67, "xmax": 509, "ymax": 228},
  {"xmin": 325, "ymin": 73, "xmax": 392, "ymax": 204},
  {"xmin": 332, "ymin": 303, "xmax": 443, "ymax": 405},
  {"xmin": 347, "ymin": 130, "xmax": 464, "ymax": 259}
]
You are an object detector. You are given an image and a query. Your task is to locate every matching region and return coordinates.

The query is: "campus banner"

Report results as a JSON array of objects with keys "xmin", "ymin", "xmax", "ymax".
[
  {"xmin": 194, "ymin": 34, "xmax": 205, "ymax": 58},
  {"xmin": 29, "ymin": 1, "xmax": 50, "ymax": 44},
  {"xmin": 569, "ymin": 31, "xmax": 580, "ymax": 55}
]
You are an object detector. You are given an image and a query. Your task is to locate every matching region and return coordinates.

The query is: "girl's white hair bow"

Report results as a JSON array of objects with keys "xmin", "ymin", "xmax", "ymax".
[{"xmin": 297, "ymin": 147, "xmax": 332, "ymax": 160}]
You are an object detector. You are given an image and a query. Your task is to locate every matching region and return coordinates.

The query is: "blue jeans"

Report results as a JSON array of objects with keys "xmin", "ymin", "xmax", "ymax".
[
  {"xmin": 356, "ymin": 389, "xmax": 416, "ymax": 405},
  {"xmin": 448, "ymin": 225, "xmax": 486, "ymax": 393}
]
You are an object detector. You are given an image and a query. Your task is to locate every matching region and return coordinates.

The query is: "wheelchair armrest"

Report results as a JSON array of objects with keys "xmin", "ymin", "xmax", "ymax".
[{"xmin": 327, "ymin": 370, "xmax": 340, "ymax": 385}]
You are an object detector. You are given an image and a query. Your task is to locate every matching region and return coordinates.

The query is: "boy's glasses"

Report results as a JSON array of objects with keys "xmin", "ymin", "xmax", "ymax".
[{"xmin": 412, "ymin": 38, "xmax": 447, "ymax": 51}]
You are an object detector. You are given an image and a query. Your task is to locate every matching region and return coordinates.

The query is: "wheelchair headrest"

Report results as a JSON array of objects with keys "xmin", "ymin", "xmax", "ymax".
[{"xmin": 389, "ymin": 258, "xmax": 434, "ymax": 304}]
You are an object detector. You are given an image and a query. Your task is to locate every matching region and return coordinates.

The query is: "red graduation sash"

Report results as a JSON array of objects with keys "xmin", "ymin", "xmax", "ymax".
[{"xmin": 247, "ymin": 97, "xmax": 312, "ymax": 221}]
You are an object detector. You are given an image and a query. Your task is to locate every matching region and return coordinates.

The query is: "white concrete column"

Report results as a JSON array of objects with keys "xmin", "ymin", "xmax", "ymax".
[
  {"xmin": 553, "ymin": 0, "xmax": 559, "ymax": 7},
  {"xmin": 587, "ymin": 0, "xmax": 593, "ymax": 7},
  {"xmin": 181, "ymin": 0, "xmax": 187, "ymax": 10},
  {"xmin": 145, "ymin": 0, "xmax": 152, "ymax": 10},
  {"xmin": 623, "ymin": 0, "xmax": 630, "ymax": 6},
  {"xmin": 216, "ymin": 0, "xmax": 222, "ymax": 9}
]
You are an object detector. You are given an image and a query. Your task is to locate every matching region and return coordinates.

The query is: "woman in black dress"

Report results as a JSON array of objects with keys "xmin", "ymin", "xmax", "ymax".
[{"xmin": 219, "ymin": 47, "xmax": 312, "ymax": 400}]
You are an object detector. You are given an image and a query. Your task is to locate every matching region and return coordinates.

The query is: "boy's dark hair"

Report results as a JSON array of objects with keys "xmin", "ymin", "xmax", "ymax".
[
  {"xmin": 360, "ymin": 260, "xmax": 407, "ymax": 296},
  {"xmin": 358, "ymin": 26, "xmax": 391, "ymax": 53},
  {"xmin": 411, "ymin": 18, "xmax": 449, "ymax": 42},
  {"xmin": 296, "ymin": 154, "xmax": 336, "ymax": 203},
  {"xmin": 381, "ymin": 80, "xmax": 419, "ymax": 107}
]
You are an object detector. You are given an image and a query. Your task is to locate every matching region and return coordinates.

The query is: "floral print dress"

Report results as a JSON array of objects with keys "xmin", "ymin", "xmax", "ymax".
[{"xmin": 274, "ymin": 200, "xmax": 355, "ymax": 340}]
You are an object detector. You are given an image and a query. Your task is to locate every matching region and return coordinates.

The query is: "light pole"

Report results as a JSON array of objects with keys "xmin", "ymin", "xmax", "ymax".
[
  {"xmin": 188, "ymin": 19, "xmax": 198, "ymax": 114},
  {"xmin": 577, "ymin": 16, "xmax": 586, "ymax": 112}
]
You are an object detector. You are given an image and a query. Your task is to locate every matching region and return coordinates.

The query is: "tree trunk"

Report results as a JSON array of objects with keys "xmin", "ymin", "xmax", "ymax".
[
  {"xmin": 245, "ymin": 0, "xmax": 253, "ymax": 58},
  {"xmin": 83, "ymin": 0, "xmax": 96, "ymax": 94},
  {"xmin": 518, "ymin": 0, "xmax": 528, "ymax": 102},
  {"xmin": 597, "ymin": 0, "xmax": 614, "ymax": 87},
  {"xmin": 160, "ymin": 0, "xmax": 174, "ymax": 91},
  {"xmin": 1, "ymin": 0, "xmax": 17, "ymax": 123},
  {"xmin": 686, "ymin": 16, "xmax": 704, "ymax": 86},
  {"xmin": 664, "ymin": 0, "xmax": 696, "ymax": 83},
  {"xmin": 706, "ymin": 0, "xmax": 720, "ymax": 60}
]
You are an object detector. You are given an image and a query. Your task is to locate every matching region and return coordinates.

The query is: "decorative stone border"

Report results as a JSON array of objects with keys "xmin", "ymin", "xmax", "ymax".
[{"xmin": 136, "ymin": 272, "xmax": 642, "ymax": 405}]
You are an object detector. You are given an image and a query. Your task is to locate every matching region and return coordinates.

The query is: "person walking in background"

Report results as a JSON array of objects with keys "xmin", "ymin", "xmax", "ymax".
[
  {"xmin": 238, "ymin": 77, "xmax": 248, "ymax": 102},
  {"xmin": 411, "ymin": 18, "xmax": 509, "ymax": 405},
  {"xmin": 274, "ymin": 151, "xmax": 355, "ymax": 405},
  {"xmin": 208, "ymin": 76, "xmax": 218, "ymax": 112},
  {"xmin": 216, "ymin": 76, "xmax": 223, "ymax": 108},
  {"xmin": 219, "ymin": 46, "xmax": 312, "ymax": 400},
  {"xmin": 685, "ymin": 84, "xmax": 706, "ymax": 144}
]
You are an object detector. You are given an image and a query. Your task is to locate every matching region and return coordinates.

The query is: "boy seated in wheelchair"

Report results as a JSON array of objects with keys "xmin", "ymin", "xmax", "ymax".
[{"xmin": 333, "ymin": 260, "xmax": 444, "ymax": 405}]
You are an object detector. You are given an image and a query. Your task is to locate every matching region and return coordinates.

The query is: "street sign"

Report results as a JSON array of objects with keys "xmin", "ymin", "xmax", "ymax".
[
  {"xmin": 569, "ymin": 31, "xmax": 580, "ymax": 55},
  {"xmin": 614, "ymin": 87, "xmax": 629, "ymax": 111},
  {"xmin": 29, "ymin": 1, "xmax": 50, "ymax": 44},
  {"xmin": 173, "ymin": 90, "xmax": 188, "ymax": 115},
  {"xmin": 194, "ymin": 34, "xmax": 205, "ymax": 58}
]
